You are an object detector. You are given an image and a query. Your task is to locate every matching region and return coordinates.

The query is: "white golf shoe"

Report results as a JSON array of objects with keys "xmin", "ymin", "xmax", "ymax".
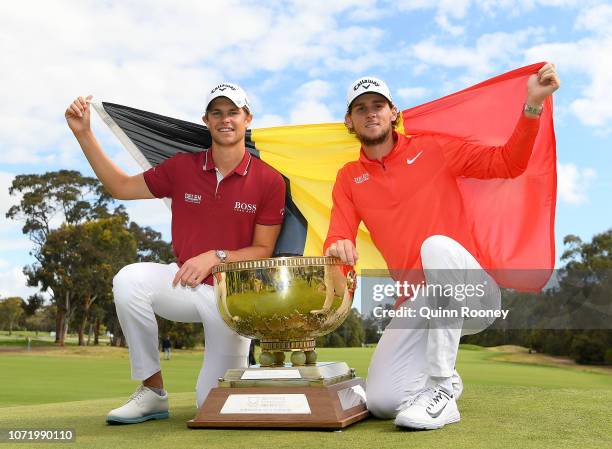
[
  {"xmin": 106, "ymin": 385, "xmax": 169, "ymax": 424},
  {"xmin": 394, "ymin": 386, "xmax": 460, "ymax": 430}
]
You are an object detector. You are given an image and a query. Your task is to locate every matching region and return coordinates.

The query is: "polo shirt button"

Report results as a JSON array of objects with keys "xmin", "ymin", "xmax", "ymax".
[{"xmin": 215, "ymin": 194, "xmax": 221, "ymax": 199}]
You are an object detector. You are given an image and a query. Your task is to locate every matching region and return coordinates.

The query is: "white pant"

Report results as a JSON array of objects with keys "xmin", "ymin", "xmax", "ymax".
[
  {"xmin": 366, "ymin": 235, "xmax": 501, "ymax": 418},
  {"xmin": 112, "ymin": 263, "xmax": 250, "ymax": 407}
]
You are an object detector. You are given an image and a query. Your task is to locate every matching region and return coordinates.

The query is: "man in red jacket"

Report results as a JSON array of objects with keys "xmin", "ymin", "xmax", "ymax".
[{"xmin": 325, "ymin": 64, "xmax": 560, "ymax": 430}]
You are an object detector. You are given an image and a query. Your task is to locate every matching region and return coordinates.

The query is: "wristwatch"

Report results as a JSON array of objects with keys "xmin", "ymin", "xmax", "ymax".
[
  {"xmin": 524, "ymin": 103, "xmax": 543, "ymax": 116},
  {"xmin": 215, "ymin": 250, "xmax": 228, "ymax": 263}
]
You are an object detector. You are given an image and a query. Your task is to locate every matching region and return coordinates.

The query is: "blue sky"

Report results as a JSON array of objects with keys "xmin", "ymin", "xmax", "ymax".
[{"xmin": 1, "ymin": 0, "xmax": 610, "ymax": 299}]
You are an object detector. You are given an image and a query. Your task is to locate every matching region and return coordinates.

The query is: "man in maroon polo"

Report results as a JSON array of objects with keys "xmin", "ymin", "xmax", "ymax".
[{"xmin": 65, "ymin": 82, "xmax": 285, "ymax": 424}]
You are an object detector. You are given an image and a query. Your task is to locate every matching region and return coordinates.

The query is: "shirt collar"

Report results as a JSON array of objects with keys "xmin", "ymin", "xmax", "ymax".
[
  {"xmin": 203, "ymin": 149, "xmax": 252, "ymax": 176},
  {"xmin": 358, "ymin": 131, "xmax": 404, "ymax": 166}
]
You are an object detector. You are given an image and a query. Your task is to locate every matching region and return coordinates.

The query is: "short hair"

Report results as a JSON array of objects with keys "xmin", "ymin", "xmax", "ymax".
[
  {"xmin": 345, "ymin": 99, "xmax": 400, "ymax": 133},
  {"xmin": 205, "ymin": 98, "xmax": 251, "ymax": 116}
]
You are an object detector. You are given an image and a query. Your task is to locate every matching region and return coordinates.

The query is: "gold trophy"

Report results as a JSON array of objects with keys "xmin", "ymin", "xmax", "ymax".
[{"xmin": 188, "ymin": 256, "xmax": 369, "ymax": 429}]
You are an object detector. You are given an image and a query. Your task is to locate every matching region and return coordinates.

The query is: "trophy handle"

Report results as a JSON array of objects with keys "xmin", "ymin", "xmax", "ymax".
[{"xmin": 346, "ymin": 269, "xmax": 357, "ymax": 294}]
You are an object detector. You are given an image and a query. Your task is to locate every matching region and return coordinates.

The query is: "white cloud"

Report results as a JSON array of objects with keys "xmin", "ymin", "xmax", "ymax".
[
  {"xmin": 399, "ymin": 1, "xmax": 612, "ymax": 130},
  {"xmin": 395, "ymin": 0, "xmax": 582, "ymax": 15},
  {"xmin": 295, "ymin": 80, "xmax": 333, "ymax": 100},
  {"xmin": 315, "ymin": 50, "xmax": 389, "ymax": 76},
  {"xmin": 290, "ymin": 102, "xmax": 336, "ymax": 125},
  {"xmin": 557, "ymin": 162, "xmax": 596, "ymax": 205},
  {"xmin": 390, "ymin": 0, "xmax": 586, "ymax": 42},
  {"xmin": 396, "ymin": 86, "xmax": 430, "ymax": 103},
  {"xmin": 0, "ymin": 147, "xmax": 45, "ymax": 165},
  {"xmin": 347, "ymin": 0, "xmax": 391, "ymax": 21},
  {"xmin": 0, "ymin": 172, "xmax": 41, "ymax": 294},
  {"xmin": 0, "ymin": 239, "xmax": 32, "ymax": 252},
  {"xmin": 0, "ymin": 0, "xmax": 390, "ymax": 166},
  {"xmin": 108, "ymin": 147, "xmax": 147, "ymax": 176},
  {"xmin": 389, "ymin": 1, "xmax": 612, "ymax": 130},
  {"xmin": 411, "ymin": 28, "xmax": 545, "ymax": 88},
  {"xmin": 395, "ymin": 0, "xmax": 469, "ymax": 36},
  {"xmin": 412, "ymin": 64, "xmax": 429, "ymax": 76},
  {"xmin": 435, "ymin": 14, "xmax": 465, "ymax": 36},
  {"xmin": 574, "ymin": 3, "xmax": 612, "ymax": 34},
  {"xmin": 525, "ymin": 37, "xmax": 612, "ymax": 129},
  {"xmin": 252, "ymin": 114, "xmax": 287, "ymax": 129},
  {"xmin": 0, "ymin": 172, "xmax": 25, "ymax": 233},
  {"xmin": 121, "ymin": 199, "xmax": 171, "ymax": 229},
  {"xmin": 0, "ymin": 264, "xmax": 40, "ymax": 299},
  {"xmin": 289, "ymin": 80, "xmax": 336, "ymax": 124}
]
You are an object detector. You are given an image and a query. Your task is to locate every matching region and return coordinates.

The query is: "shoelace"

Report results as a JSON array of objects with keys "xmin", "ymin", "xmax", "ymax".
[
  {"xmin": 127, "ymin": 386, "xmax": 147, "ymax": 403},
  {"xmin": 425, "ymin": 388, "xmax": 451, "ymax": 412},
  {"xmin": 398, "ymin": 386, "xmax": 452, "ymax": 413},
  {"xmin": 412, "ymin": 387, "xmax": 451, "ymax": 408}
]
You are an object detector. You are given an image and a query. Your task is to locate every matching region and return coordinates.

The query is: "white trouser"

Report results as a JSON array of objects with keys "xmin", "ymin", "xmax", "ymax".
[
  {"xmin": 112, "ymin": 262, "xmax": 250, "ymax": 407},
  {"xmin": 366, "ymin": 235, "xmax": 501, "ymax": 418}
]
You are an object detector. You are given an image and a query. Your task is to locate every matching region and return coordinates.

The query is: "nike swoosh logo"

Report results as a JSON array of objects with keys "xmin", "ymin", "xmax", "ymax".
[
  {"xmin": 406, "ymin": 151, "xmax": 423, "ymax": 165},
  {"xmin": 427, "ymin": 401, "xmax": 447, "ymax": 419}
]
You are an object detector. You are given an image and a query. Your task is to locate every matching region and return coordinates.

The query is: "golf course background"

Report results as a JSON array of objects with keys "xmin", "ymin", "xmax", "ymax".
[{"xmin": 1, "ymin": 343, "xmax": 610, "ymax": 449}]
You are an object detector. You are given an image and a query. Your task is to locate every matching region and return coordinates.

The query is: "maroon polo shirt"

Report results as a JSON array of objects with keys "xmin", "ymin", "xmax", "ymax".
[{"xmin": 143, "ymin": 149, "xmax": 286, "ymax": 284}]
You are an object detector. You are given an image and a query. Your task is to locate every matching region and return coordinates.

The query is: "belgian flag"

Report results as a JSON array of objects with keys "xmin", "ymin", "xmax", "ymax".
[{"xmin": 94, "ymin": 62, "xmax": 556, "ymax": 292}]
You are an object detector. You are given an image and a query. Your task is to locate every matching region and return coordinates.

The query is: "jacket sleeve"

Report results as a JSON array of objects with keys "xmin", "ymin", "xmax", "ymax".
[
  {"xmin": 441, "ymin": 114, "xmax": 541, "ymax": 179},
  {"xmin": 323, "ymin": 167, "xmax": 361, "ymax": 253}
]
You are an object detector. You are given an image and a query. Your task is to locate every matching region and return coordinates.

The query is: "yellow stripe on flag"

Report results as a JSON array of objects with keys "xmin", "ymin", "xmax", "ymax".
[{"xmin": 252, "ymin": 123, "xmax": 387, "ymax": 272}]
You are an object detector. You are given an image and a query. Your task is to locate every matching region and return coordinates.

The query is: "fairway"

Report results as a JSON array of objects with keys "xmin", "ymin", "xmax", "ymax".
[{"xmin": 1, "ymin": 345, "xmax": 610, "ymax": 449}]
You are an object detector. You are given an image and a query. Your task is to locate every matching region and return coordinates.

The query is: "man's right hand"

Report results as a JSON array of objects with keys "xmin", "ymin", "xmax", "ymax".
[
  {"xmin": 63, "ymin": 95, "xmax": 154, "ymax": 201},
  {"xmin": 325, "ymin": 239, "xmax": 358, "ymax": 265},
  {"xmin": 65, "ymin": 95, "xmax": 93, "ymax": 134}
]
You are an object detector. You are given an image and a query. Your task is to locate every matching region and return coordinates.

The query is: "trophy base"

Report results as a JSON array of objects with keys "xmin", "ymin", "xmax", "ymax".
[
  {"xmin": 218, "ymin": 361, "xmax": 354, "ymax": 388},
  {"xmin": 187, "ymin": 377, "xmax": 368, "ymax": 429}
]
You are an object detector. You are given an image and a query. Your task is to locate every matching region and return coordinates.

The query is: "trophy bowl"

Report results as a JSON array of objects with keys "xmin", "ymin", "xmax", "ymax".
[{"xmin": 212, "ymin": 256, "xmax": 356, "ymax": 366}]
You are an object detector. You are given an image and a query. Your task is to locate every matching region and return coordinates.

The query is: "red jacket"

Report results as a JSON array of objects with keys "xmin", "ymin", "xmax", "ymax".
[{"xmin": 324, "ymin": 114, "xmax": 540, "ymax": 280}]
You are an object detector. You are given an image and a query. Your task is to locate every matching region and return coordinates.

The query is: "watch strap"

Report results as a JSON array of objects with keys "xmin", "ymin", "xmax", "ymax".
[{"xmin": 524, "ymin": 103, "xmax": 543, "ymax": 116}]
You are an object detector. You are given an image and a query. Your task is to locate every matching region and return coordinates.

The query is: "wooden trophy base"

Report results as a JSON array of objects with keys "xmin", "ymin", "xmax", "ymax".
[{"xmin": 188, "ymin": 376, "xmax": 369, "ymax": 430}]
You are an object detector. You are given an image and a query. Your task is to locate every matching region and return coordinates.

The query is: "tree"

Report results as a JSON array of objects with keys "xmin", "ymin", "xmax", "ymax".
[
  {"xmin": 362, "ymin": 315, "xmax": 383, "ymax": 344},
  {"xmin": 462, "ymin": 228, "xmax": 612, "ymax": 365},
  {"xmin": 25, "ymin": 305, "xmax": 56, "ymax": 336},
  {"xmin": 317, "ymin": 308, "xmax": 365, "ymax": 347},
  {"xmin": 561, "ymin": 230, "xmax": 612, "ymax": 270},
  {"xmin": 129, "ymin": 222, "xmax": 175, "ymax": 263},
  {"xmin": 340, "ymin": 309, "xmax": 366, "ymax": 347},
  {"xmin": 22, "ymin": 293, "xmax": 45, "ymax": 316},
  {"xmin": 6, "ymin": 171, "xmax": 125, "ymax": 342},
  {"xmin": 25, "ymin": 225, "xmax": 81, "ymax": 345},
  {"xmin": 25, "ymin": 217, "xmax": 136, "ymax": 345},
  {"xmin": 0, "ymin": 297, "xmax": 25, "ymax": 335},
  {"xmin": 72, "ymin": 217, "xmax": 137, "ymax": 345},
  {"xmin": 6, "ymin": 171, "xmax": 116, "ymax": 248},
  {"xmin": 157, "ymin": 321, "xmax": 203, "ymax": 349}
]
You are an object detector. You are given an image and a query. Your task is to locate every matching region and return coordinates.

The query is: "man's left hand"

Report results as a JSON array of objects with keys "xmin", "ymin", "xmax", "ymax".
[
  {"xmin": 526, "ymin": 62, "xmax": 561, "ymax": 106},
  {"xmin": 172, "ymin": 251, "xmax": 219, "ymax": 288}
]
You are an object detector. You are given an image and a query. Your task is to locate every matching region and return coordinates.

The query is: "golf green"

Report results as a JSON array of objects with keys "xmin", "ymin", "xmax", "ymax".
[{"xmin": 0, "ymin": 346, "xmax": 610, "ymax": 449}]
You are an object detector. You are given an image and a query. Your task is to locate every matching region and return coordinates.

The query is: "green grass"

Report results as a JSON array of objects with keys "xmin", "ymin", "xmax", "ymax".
[{"xmin": 0, "ymin": 346, "xmax": 610, "ymax": 449}]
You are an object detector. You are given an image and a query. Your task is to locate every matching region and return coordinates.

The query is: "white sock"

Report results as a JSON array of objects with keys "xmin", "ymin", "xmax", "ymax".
[{"xmin": 147, "ymin": 386, "xmax": 166, "ymax": 396}]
